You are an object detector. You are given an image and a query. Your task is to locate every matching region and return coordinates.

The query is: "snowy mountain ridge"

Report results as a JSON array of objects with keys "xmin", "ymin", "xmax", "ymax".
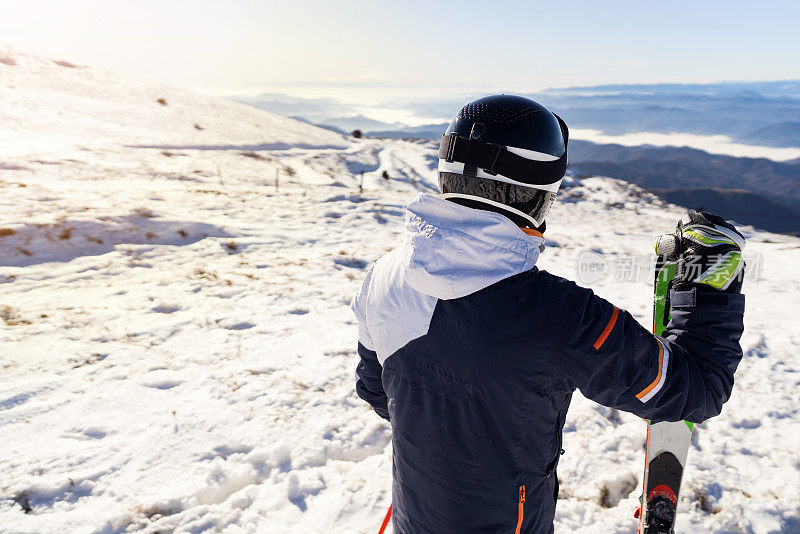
[
  {"xmin": 0, "ymin": 48, "xmax": 347, "ymax": 159},
  {"xmin": 1, "ymin": 51, "xmax": 799, "ymax": 533}
]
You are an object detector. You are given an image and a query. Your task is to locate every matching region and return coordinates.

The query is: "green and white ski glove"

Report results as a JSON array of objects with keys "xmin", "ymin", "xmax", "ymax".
[{"xmin": 655, "ymin": 212, "xmax": 746, "ymax": 293}]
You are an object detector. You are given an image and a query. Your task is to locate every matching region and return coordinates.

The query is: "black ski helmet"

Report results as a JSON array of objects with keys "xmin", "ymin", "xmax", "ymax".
[{"xmin": 438, "ymin": 95, "xmax": 568, "ymax": 230}]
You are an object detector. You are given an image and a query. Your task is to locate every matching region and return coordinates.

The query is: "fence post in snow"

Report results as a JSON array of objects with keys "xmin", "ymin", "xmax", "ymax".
[
  {"xmin": 275, "ymin": 168, "xmax": 280, "ymax": 192},
  {"xmin": 359, "ymin": 172, "xmax": 364, "ymax": 195}
]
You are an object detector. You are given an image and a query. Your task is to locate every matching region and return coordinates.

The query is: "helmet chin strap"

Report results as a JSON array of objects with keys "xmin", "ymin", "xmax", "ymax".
[{"xmin": 441, "ymin": 192, "xmax": 543, "ymax": 229}]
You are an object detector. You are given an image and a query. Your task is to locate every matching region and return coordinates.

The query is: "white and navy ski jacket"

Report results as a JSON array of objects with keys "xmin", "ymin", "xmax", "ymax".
[{"xmin": 351, "ymin": 193, "xmax": 745, "ymax": 534}]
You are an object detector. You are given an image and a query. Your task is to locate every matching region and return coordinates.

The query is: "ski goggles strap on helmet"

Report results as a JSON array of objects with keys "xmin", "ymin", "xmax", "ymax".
[{"xmin": 438, "ymin": 114, "xmax": 569, "ymax": 186}]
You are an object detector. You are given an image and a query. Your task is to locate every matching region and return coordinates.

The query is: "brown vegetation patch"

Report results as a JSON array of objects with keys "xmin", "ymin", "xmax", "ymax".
[
  {"xmin": 133, "ymin": 208, "xmax": 155, "ymax": 218},
  {"xmin": 193, "ymin": 268, "xmax": 218, "ymax": 281},
  {"xmin": 696, "ymin": 490, "xmax": 721, "ymax": 514},
  {"xmin": 240, "ymin": 151, "xmax": 271, "ymax": 161},
  {"xmin": 1, "ymin": 306, "xmax": 31, "ymax": 326}
]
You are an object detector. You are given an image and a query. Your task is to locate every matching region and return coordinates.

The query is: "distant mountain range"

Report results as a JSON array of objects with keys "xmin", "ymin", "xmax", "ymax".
[
  {"xmin": 568, "ymin": 141, "xmax": 800, "ymax": 206},
  {"xmin": 567, "ymin": 140, "xmax": 800, "ymax": 235},
  {"xmin": 230, "ymin": 81, "xmax": 800, "ymax": 235},
  {"xmin": 748, "ymin": 121, "xmax": 800, "ymax": 148},
  {"xmin": 232, "ymin": 93, "xmax": 347, "ymax": 124},
  {"xmin": 648, "ymin": 188, "xmax": 800, "ymax": 236},
  {"xmin": 366, "ymin": 123, "xmax": 449, "ymax": 139},
  {"xmin": 236, "ymin": 80, "xmax": 800, "ymax": 148},
  {"xmin": 539, "ymin": 80, "xmax": 800, "ymax": 97}
]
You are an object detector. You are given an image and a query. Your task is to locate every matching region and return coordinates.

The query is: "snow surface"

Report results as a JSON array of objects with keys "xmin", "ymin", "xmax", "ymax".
[{"xmin": 1, "ymin": 50, "xmax": 799, "ymax": 534}]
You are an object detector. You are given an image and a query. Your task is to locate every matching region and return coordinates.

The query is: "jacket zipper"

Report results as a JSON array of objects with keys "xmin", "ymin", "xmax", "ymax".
[
  {"xmin": 515, "ymin": 485, "xmax": 525, "ymax": 534},
  {"xmin": 545, "ymin": 412, "xmax": 563, "ymax": 477}
]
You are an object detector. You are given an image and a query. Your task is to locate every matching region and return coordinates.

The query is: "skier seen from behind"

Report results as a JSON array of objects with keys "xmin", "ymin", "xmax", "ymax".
[{"xmin": 350, "ymin": 95, "xmax": 746, "ymax": 534}]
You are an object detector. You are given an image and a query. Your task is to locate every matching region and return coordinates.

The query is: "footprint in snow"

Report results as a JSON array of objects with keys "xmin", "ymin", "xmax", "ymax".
[
  {"xmin": 140, "ymin": 373, "xmax": 184, "ymax": 389},
  {"xmin": 62, "ymin": 426, "xmax": 108, "ymax": 440},
  {"xmin": 732, "ymin": 418, "xmax": 761, "ymax": 429},
  {"xmin": 142, "ymin": 380, "xmax": 183, "ymax": 390},
  {"xmin": 222, "ymin": 321, "xmax": 255, "ymax": 330},
  {"xmin": 151, "ymin": 303, "xmax": 181, "ymax": 314},
  {"xmin": 334, "ymin": 257, "xmax": 367, "ymax": 269}
]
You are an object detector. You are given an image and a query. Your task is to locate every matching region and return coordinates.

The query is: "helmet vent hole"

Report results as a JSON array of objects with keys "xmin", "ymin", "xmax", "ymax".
[{"xmin": 460, "ymin": 101, "xmax": 540, "ymax": 124}]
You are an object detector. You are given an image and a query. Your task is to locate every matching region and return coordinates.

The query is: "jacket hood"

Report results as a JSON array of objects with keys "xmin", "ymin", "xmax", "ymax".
[{"xmin": 401, "ymin": 193, "xmax": 545, "ymax": 300}]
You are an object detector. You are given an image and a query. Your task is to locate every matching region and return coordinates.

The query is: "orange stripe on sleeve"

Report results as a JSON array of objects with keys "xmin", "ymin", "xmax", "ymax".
[
  {"xmin": 593, "ymin": 306, "xmax": 619, "ymax": 350},
  {"xmin": 636, "ymin": 341, "xmax": 665, "ymax": 401}
]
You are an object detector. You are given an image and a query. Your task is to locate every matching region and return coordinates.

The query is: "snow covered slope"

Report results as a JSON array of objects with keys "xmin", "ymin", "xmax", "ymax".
[
  {"xmin": 0, "ymin": 48, "xmax": 346, "ymax": 159},
  {"xmin": 1, "ymin": 51, "xmax": 799, "ymax": 533}
]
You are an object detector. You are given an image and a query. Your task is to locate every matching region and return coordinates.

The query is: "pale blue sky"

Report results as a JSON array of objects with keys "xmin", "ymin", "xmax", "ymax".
[{"xmin": 2, "ymin": 0, "xmax": 798, "ymax": 98}]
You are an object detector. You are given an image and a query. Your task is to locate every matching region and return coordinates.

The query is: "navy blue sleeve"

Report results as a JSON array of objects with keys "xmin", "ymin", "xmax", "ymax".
[
  {"xmin": 355, "ymin": 342, "xmax": 390, "ymax": 421},
  {"xmin": 557, "ymin": 283, "xmax": 745, "ymax": 423}
]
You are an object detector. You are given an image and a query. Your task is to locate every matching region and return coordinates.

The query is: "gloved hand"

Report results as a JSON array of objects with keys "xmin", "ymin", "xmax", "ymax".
[{"xmin": 655, "ymin": 212, "xmax": 746, "ymax": 293}]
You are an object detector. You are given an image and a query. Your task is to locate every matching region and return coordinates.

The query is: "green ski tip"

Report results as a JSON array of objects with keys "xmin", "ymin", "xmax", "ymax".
[{"xmin": 685, "ymin": 421, "xmax": 694, "ymax": 431}]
